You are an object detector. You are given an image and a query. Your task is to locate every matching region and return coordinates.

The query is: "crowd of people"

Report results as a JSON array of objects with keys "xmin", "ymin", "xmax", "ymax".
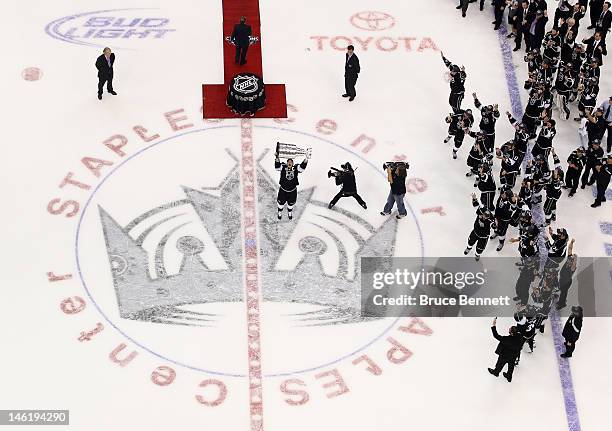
[{"xmin": 445, "ymin": 0, "xmax": 610, "ymax": 381}]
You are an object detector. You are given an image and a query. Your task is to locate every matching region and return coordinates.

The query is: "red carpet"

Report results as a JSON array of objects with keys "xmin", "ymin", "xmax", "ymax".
[{"xmin": 202, "ymin": 0, "xmax": 287, "ymax": 119}]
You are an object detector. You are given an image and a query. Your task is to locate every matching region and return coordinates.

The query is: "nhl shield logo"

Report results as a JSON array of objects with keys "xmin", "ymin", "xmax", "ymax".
[{"xmin": 233, "ymin": 75, "xmax": 260, "ymax": 94}]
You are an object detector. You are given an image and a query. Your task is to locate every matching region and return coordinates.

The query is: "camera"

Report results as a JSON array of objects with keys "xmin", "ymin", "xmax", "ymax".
[
  {"xmin": 328, "ymin": 162, "xmax": 354, "ymax": 178},
  {"xmin": 382, "ymin": 161, "xmax": 409, "ymax": 171}
]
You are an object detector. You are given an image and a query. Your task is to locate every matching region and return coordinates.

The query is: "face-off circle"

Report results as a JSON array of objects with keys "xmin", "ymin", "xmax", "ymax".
[{"xmin": 75, "ymin": 125, "xmax": 424, "ymax": 377}]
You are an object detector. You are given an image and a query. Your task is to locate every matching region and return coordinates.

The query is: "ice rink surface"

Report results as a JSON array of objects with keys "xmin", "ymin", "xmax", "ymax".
[{"xmin": 2, "ymin": 0, "xmax": 612, "ymax": 430}]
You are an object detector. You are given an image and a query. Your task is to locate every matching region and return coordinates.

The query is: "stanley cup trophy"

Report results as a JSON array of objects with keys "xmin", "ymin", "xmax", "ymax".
[{"xmin": 275, "ymin": 141, "xmax": 312, "ymax": 160}]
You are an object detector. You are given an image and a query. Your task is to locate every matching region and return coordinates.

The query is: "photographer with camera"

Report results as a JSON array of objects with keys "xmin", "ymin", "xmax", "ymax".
[
  {"xmin": 327, "ymin": 162, "xmax": 367, "ymax": 210},
  {"xmin": 380, "ymin": 162, "xmax": 408, "ymax": 219}
]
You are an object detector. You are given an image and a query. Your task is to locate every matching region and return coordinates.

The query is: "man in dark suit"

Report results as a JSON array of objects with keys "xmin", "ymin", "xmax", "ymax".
[
  {"xmin": 596, "ymin": 2, "xmax": 612, "ymax": 39},
  {"xmin": 583, "ymin": 31, "xmax": 608, "ymax": 65},
  {"xmin": 231, "ymin": 16, "xmax": 252, "ymax": 65},
  {"xmin": 588, "ymin": 0, "xmax": 605, "ymax": 29},
  {"xmin": 342, "ymin": 45, "xmax": 360, "ymax": 102},
  {"xmin": 487, "ymin": 318, "xmax": 524, "ymax": 382},
  {"xmin": 95, "ymin": 47, "xmax": 116, "ymax": 100}
]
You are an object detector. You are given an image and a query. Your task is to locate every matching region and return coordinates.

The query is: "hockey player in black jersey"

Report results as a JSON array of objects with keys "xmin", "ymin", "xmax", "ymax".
[
  {"xmin": 490, "ymin": 188, "xmax": 516, "ymax": 251},
  {"xmin": 517, "ymin": 178, "xmax": 534, "ymax": 209},
  {"xmin": 476, "ymin": 164, "xmax": 496, "ymax": 211},
  {"xmin": 532, "ymin": 118, "xmax": 556, "ymax": 159},
  {"xmin": 444, "ymin": 109, "xmax": 474, "ymax": 159},
  {"xmin": 543, "ymin": 167, "xmax": 564, "ymax": 225},
  {"xmin": 545, "ymin": 226, "xmax": 569, "ymax": 269},
  {"xmin": 466, "ymin": 133, "xmax": 487, "ymax": 179},
  {"xmin": 524, "ymin": 49, "xmax": 542, "ymax": 90},
  {"xmin": 441, "ymin": 53, "xmax": 467, "ymax": 113},
  {"xmin": 472, "ymin": 93, "xmax": 500, "ymax": 150},
  {"xmin": 506, "ymin": 112, "xmax": 530, "ymax": 164},
  {"xmin": 464, "ymin": 193, "xmax": 493, "ymax": 261},
  {"xmin": 533, "ymin": 59, "xmax": 555, "ymax": 88},
  {"xmin": 575, "ymin": 76, "xmax": 600, "ymax": 121},
  {"xmin": 496, "ymin": 141, "xmax": 521, "ymax": 189},
  {"xmin": 541, "ymin": 28, "xmax": 562, "ymax": 66},
  {"xmin": 522, "ymin": 86, "xmax": 547, "ymax": 138},
  {"xmin": 514, "ymin": 311, "xmax": 533, "ymax": 365},
  {"xmin": 553, "ymin": 62, "xmax": 576, "ymax": 120},
  {"xmin": 275, "ymin": 152, "xmax": 309, "ymax": 220}
]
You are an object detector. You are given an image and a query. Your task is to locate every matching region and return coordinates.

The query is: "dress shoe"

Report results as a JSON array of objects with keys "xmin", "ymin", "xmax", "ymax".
[
  {"xmin": 349, "ymin": 97, "xmax": 355, "ymax": 101},
  {"xmin": 513, "ymin": 46, "xmax": 520, "ymax": 51},
  {"xmin": 97, "ymin": 94, "xmax": 102, "ymax": 100},
  {"xmin": 462, "ymin": 13, "xmax": 466, "ymax": 17},
  {"xmin": 456, "ymin": 4, "xmax": 462, "ymax": 9},
  {"xmin": 503, "ymin": 372, "xmax": 512, "ymax": 382},
  {"xmin": 488, "ymin": 368, "xmax": 499, "ymax": 377},
  {"xmin": 109, "ymin": 90, "xmax": 117, "ymax": 95},
  {"xmin": 560, "ymin": 353, "xmax": 572, "ymax": 358},
  {"xmin": 342, "ymin": 94, "xmax": 349, "ymax": 97},
  {"xmin": 591, "ymin": 201, "xmax": 601, "ymax": 208}
]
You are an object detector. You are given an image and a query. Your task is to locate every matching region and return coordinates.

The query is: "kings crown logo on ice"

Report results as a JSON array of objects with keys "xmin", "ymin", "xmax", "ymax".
[
  {"xmin": 45, "ymin": 8, "xmax": 175, "ymax": 48},
  {"xmin": 95, "ymin": 149, "xmax": 397, "ymax": 327}
]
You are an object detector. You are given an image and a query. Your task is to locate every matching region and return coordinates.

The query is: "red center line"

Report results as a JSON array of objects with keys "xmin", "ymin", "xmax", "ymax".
[{"xmin": 240, "ymin": 118, "xmax": 264, "ymax": 431}]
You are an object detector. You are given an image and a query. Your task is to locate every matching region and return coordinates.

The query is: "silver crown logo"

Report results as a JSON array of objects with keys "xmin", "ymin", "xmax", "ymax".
[{"xmin": 99, "ymin": 150, "xmax": 398, "ymax": 326}]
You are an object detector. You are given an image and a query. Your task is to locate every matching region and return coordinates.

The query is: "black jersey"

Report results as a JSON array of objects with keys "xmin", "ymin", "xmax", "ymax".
[
  {"xmin": 500, "ymin": 145, "xmax": 521, "ymax": 174},
  {"xmin": 477, "ymin": 171, "xmax": 496, "ymax": 193},
  {"xmin": 448, "ymin": 109, "xmax": 474, "ymax": 132},
  {"xmin": 507, "ymin": 115, "xmax": 529, "ymax": 154},
  {"xmin": 535, "ymin": 125, "xmax": 556, "ymax": 151},
  {"xmin": 471, "ymin": 201, "xmax": 493, "ymax": 238},
  {"xmin": 535, "ymin": 66, "xmax": 555, "ymax": 87},
  {"xmin": 579, "ymin": 80, "xmax": 599, "ymax": 107},
  {"xmin": 525, "ymin": 53, "xmax": 542, "ymax": 73},
  {"xmin": 474, "ymin": 98, "xmax": 500, "ymax": 134},
  {"xmin": 275, "ymin": 159, "xmax": 308, "ymax": 192},
  {"xmin": 541, "ymin": 32, "xmax": 561, "ymax": 62},
  {"xmin": 554, "ymin": 66, "xmax": 575, "ymax": 94},
  {"xmin": 442, "ymin": 56, "xmax": 467, "ymax": 94},
  {"xmin": 547, "ymin": 234, "xmax": 568, "ymax": 258},
  {"xmin": 545, "ymin": 178, "xmax": 563, "ymax": 200},
  {"xmin": 524, "ymin": 91, "xmax": 545, "ymax": 118},
  {"xmin": 494, "ymin": 196, "xmax": 514, "ymax": 221}
]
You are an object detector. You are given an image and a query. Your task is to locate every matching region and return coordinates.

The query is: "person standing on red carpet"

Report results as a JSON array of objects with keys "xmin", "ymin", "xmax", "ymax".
[
  {"xmin": 342, "ymin": 45, "xmax": 360, "ymax": 101},
  {"xmin": 95, "ymin": 47, "xmax": 116, "ymax": 100},
  {"xmin": 231, "ymin": 16, "xmax": 252, "ymax": 65}
]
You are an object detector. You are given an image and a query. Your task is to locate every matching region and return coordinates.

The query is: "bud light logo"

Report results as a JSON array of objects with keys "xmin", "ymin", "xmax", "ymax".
[{"xmin": 45, "ymin": 8, "xmax": 175, "ymax": 49}]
